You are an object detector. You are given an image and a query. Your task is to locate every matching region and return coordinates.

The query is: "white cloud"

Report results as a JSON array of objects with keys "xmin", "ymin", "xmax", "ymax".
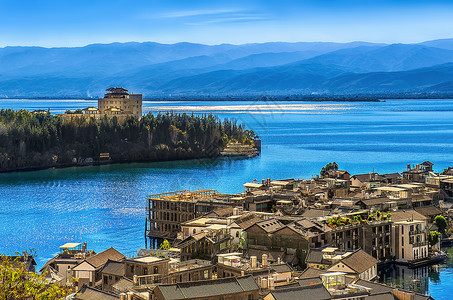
[
  {"xmin": 186, "ymin": 16, "xmax": 268, "ymax": 26},
  {"xmin": 158, "ymin": 9, "xmax": 243, "ymax": 19}
]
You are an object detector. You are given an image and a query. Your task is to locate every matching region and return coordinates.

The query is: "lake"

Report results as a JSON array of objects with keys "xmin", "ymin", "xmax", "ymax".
[{"xmin": 1, "ymin": 98, "xmax": 453, "ymax": 298}]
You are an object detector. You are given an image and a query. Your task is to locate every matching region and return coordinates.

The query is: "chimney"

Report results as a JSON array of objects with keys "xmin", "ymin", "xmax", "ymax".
[
  {"xmin": 262, "ymin": 254, "xmax": 268, "ymax": 267},
  {"xmin": 407, "ymin": 164, "xmax": 411, "ymax": 170},
  {"xmin": 261, "ymin": 278, "xmax": 268, "ymax": 289},
  {"xmin": 277, "ymin": 257, "xmax": 281, "ymax": 264},
  {"xmin": 133, "ymin": 275, "xmax": 138, "ymax": 285},
  {"xmin": 241, "ymin": 270, "xmax": 245, "ymax": 276},
  {"xmin": 82, "ymin": 242, "xmax": 87, "ymax": 253},
  {"xmin": 251, "ymin": 256, "xmax": 257, "ymax": 269},
  {"xmin": 120, "ymin": 294, "xmax": 127, "ymax": 300},
  {"xmin": 262, "ymin": 179, "xmax": 266, "ymax": 185},
  {"xmin": 268, "ymin": 277, "xmax": 275, "ymax": 290},
  {"xmin": 267, "ymin": 178, "xmax": 271, "ymax": 186},
  {"xmin": 127, "ymin": 292, "xmax": 133, "ymax": 300}
]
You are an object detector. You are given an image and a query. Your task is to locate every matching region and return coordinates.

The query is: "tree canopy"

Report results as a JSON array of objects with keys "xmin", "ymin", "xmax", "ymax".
[
  {"xmin": 159, "ymin": 239, "xmax": 171, "ymax": 250},
  {"xmin": 434, "ymin": 215, "xmax": 447, "ymax": 234},
  {"xmin": 320, "ymin": 162, "xmax": 338, "ymax": 177},
  {"xmin": 0, "ymin": 255, "xmax": 70, "ymax": 299},
  {"xmin": 0, "ymin": 110, "xmax": 256, "ymax": 171},
  {"xmin": 428, "ymin": 231, "xmax": 441, "ymax": 247}
]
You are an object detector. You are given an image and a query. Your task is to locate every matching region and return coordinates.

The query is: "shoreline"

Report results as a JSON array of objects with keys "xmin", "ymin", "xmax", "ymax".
[{"xmin": 0, "ymin": 154, "xmax": 254, "ymax": 175}]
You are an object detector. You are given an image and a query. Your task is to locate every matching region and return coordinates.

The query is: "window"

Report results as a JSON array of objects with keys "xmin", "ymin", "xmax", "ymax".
[
  {"xmin": 104, "ymin": 276, "xmax": 108, "ymax": 285},
  {"xmin": 154, "ymin": 266, "xmax": 159, "ymax": 274},
  {"xmin": 401, "ymin": 237, "xmax": 404, "ymax": 247},
  {"xmin": 248, "ymin": 294, "xmax": 254, "ymax": 300}
]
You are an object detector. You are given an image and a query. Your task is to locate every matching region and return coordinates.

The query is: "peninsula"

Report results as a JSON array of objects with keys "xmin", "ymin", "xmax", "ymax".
[{"xmin": 0, "ymin": 88, "xmax": 258, "ymax": 172}]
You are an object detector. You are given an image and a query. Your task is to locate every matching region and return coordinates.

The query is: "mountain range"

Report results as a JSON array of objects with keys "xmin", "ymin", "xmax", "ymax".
[{"xmin": 2, "ymin": 39, "xmax": 453, "ymax": 97}]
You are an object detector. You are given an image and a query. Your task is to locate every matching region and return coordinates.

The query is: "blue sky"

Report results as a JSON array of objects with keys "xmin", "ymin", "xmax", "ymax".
[{"xmin": 1, "ymin": 0, "xmax": 453, "ymax": 46}]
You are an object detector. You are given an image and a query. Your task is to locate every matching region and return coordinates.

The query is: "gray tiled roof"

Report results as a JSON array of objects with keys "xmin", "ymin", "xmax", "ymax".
[
  {"xmin": 354, "ymin": 279, "xmax": 393, "ymax": 295},
  {"xmin": 267, "ymin": 284, "xmax": 331, "ymax": 300},
  {"xmin": 156, "ymin": 275, "xmax": 259, "ymax": 299},
  {"xmin": 100, "ymin": 260, "xmax": 125, "ymax": 277},
  {"xmin": 74, "ymin": 286, "xmax": 120, "ymax": 300}
]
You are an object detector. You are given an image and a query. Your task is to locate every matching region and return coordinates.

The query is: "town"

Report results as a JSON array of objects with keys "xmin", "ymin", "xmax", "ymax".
[{"xmin": 3, "ymin": 160, "xmax": 453, "ymax": 300}]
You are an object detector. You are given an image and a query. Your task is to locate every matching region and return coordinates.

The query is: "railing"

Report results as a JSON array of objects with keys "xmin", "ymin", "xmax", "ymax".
[
  {"xmin": 134, "ymin": 274, "xmax": 162, "ymax": 287},
  {"xmin": 413, "ymin": 241, "xmax": 428, "ymax": 247}
]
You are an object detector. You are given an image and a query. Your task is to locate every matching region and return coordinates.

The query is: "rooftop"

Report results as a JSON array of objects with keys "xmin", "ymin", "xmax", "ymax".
[
  {"xmin": 147, "ymin": 189, "xmax": 220, "ymax": 203},
  {"xmin": 155, "ymin": 275, "xmax": 259, "ymax": 299}
]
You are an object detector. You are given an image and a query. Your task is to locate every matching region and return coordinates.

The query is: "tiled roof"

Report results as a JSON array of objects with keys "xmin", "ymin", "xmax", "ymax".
[
  {"xmin": 156, "ymin": 275, "xmax": 259, "ymax": 299},
  {"xmin": 302, "ymin": 209, "xmax": 332, "ymax": 219},
  {"xmin": 86, "ymin": 247, "xmax": 125, "ymax": 269},
  {"xmin": 391, "ymin": 210, "xmax": 428, "ymax": 222},
  {"xmin": 255, "ymin": 219, "xmax": 284, "ymax": 233},
  {"xmin": 352, "ymin": 173, "xmax": 382, "ymax": 183},
  {"xmin": 414, "ymin": 206, "xmax": 442, "ymax": 217},
  {"xmin": 381, "ymin": 173, "xmax": 402, "ymax": 179},
  {"xmin": 354, "ymin": 279, "xmax": 393, "ymax": 295},
  {"xmin": 297, "ymin": 267, "xmax": 325, "ymax": 279},
  {"xmin": 100, "ymin": 260, "xmax": 125, "ymax": 277},
  {"xmin": 74, "ymin": 286, "xmax": 119, "ymax": 300},
  {"xmin": 337, "ymin": 249, "xmax": 378, "ymax": 274},
  {"xmin": 234, "ymin": 213, "xmax": 263, "ymax": 230},
  {"xmin": 267, "ymin": 283, "xmax": 331, "ymax": 300},
  {"xmin": 271, "ymin": 263, "xmax": 293, "ymax": 274}
]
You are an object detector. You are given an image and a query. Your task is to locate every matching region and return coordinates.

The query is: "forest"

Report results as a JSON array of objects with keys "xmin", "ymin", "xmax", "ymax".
[{"xmin": 0, "ymin": 109, "xmax": 256, "ymax": 171}]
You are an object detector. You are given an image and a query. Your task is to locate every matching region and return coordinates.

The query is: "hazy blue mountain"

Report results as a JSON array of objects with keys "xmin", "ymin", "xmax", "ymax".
[
  {"xmin": 304, "ymin": 44, "xmax": 453, "ymax": 72},
  {"xmin": 322, "ymin": 63, "xmax": 453, "ymax": 93},
  {"xmin": 159, "ymin": 63, "xmax": 350, "ymax": 94},
  {"xmin": 419, "ymin": 38, "xmax": 453, "ymax": 50},
  {"xmin": 2, "ymin": 39, "xmax": 453, "ymax": 97}
]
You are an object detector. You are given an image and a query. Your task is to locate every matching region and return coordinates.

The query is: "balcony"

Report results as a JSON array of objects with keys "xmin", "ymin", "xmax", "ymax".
[{"xmin": 413, "ymin": 241, "xmax": 428, "ymax": 247}]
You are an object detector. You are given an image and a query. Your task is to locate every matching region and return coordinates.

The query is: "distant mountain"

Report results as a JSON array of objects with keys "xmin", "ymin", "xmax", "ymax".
[
  {"xmin": 2, "ymin": 39, "xmax": 453, "ymax": 97},
  {"xmin": 322, "ymin": 63, "xmax": 453, "ymax": 94},
  {"xmin": 304, "ymin": 44, "xmax": 453, "ymax": 72},
  {"xmin": 419, "ymin": 38, "xmax": 453, "ymax": 50}
]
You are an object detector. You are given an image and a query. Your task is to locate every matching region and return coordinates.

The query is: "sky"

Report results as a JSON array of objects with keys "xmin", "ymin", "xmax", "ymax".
[{"xmin": 1, "ymin": 0, "xmax": 453, "ymax": 47}]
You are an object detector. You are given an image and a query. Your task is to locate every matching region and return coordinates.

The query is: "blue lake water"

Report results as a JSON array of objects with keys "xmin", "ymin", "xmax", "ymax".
[{"xmin": 1, "ymin": 98, "xmax": 453, "ymax": 298}]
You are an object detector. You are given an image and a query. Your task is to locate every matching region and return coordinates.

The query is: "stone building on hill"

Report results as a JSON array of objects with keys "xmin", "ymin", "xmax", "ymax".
[{"xmin": 59, "ymin": 87, "xmax": 142, "ymax": 123}]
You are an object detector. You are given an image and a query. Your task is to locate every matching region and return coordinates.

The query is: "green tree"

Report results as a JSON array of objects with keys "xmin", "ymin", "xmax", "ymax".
[
  {"xmin": 320, "ymin": 162, "xmax": 339, "ymax": 177},
  {"xmin": 159, "ymin": 239, "xmax": 171, "ymax": 250},
  {"xmin": 376, "ymin": 211, "xmax": 381, "ymax": 220},
  {"xmin": 0, "ymin": 255, "xmax": 70, "ymax": 299},
  {"xmin": 434, "ymin": 215, "xmax": 447, "ymax": 234},
  {"xmin": 428, "ymin": 231, "xmax": 441, "ymax": 247}
]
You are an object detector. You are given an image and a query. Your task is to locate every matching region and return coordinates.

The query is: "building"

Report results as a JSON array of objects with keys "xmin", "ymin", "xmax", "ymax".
[
  {"xmin": 392, "ymin": 220, "xmax": 429, "ymax": 263},
  {"xmin": 98, "ymin": 87, "xmax": 142, "ymax": 120},
  {"xmin": 165, "ymin": 259, "xmax": 214, "ymax": 284},
  {"xmin": 123, "ymin": 255, "xmax": 170, "ymax": 287},
  {"xmin": 72, "ymin": 247, "xmax": 125, "ymax": 289},
  {"xmin": 146, "ymin": 190, "xmax": 231, "ymax": 243},
  {"xmin": 330, "ymin": 219, "xmax": 393, "ymax": 260},
  {"xmin": 327, "ymin": 249, "xmax": 378, "ymax": 281},
  {"xmin": 40, "ymin": 242, "xmax": 96, "ymax": 284},
  {"xmin": 403, "ymin": 162, "xmax": 434, "ymax": 183},
  {"xmin": 153, "ymin": 275, "xmax": 260, "ymax": 300},
  {"xmin": 216, "ymin": 253, "xmax": 293, "ymax": 287},
  {"xmin": 177, "ymin": 228, "xmax": 233, "ymax": 261},
  {"xmin": 59, "ymin": 87, "xmax": 142, "ymax": 123},
  {"xmin": 101, "ymin": 260, "xmax": 125, "ymax": 292}
]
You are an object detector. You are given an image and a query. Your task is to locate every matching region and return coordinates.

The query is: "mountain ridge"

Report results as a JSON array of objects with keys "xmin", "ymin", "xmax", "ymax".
[{"xmin": 2, "ymin": 39, "xmax": 453, "ymax": 97}]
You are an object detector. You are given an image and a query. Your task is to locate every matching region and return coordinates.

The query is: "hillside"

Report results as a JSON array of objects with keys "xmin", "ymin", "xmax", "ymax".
[{"xmin": 2, "ymin": 39, "xmax": 453, "ymax": 97}]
